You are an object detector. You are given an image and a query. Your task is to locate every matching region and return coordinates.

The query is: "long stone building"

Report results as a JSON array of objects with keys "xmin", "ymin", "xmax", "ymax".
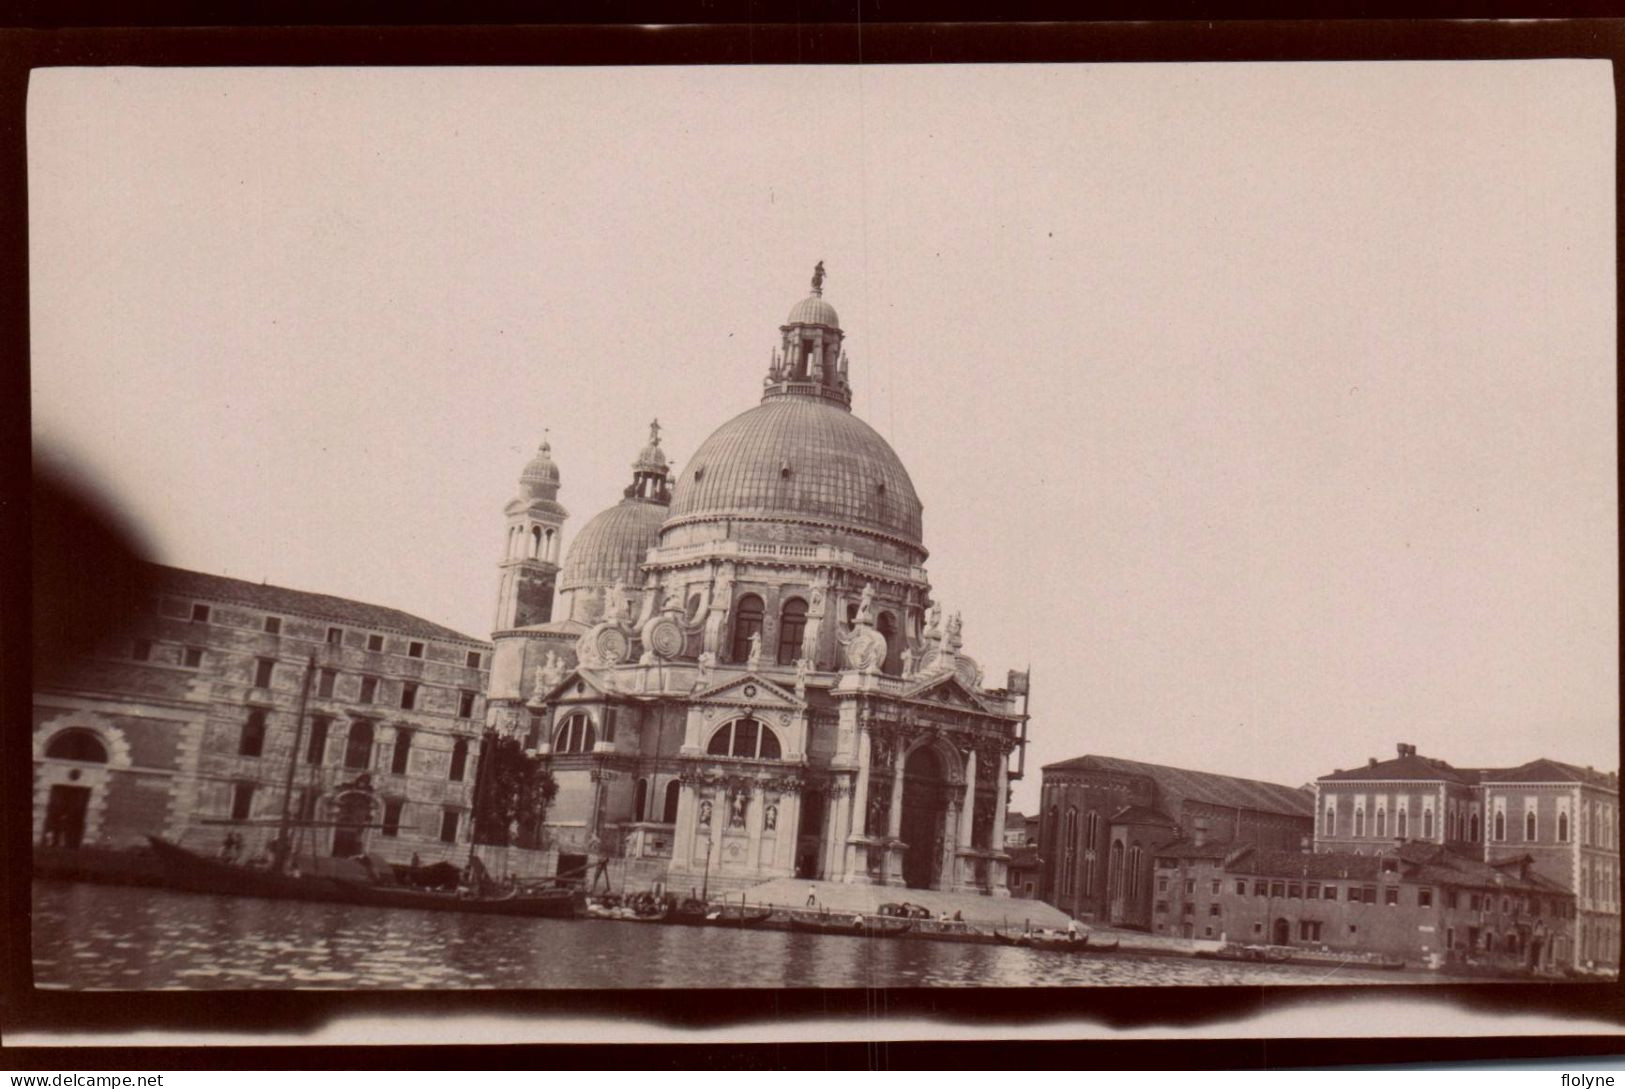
[
  {"xmin": 32, "ymin": 564, "xmax": 491, "ymax": 868},
  {"xmin": 482, "ymin": 266, "xmax": 1031, "ymax": 895}
]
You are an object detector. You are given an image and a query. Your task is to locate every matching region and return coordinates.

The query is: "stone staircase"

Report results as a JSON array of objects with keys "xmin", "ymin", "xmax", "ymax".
[{"xmin": 739, "ymin": 876, "xmax": 1074, "ymax": 931}]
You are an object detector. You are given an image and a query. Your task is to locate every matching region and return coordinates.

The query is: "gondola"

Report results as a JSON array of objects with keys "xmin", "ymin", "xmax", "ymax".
[
  {"xmin": 991, "ymin": 928, "xmax": 1109, "ymax": 953},
  {"xmin": 702, "ymin": 907, "xmax": 777, "ymax": 928},
  {"xmin": 147, "ymin": 836, "xmax": 584, "ymax": 919}
]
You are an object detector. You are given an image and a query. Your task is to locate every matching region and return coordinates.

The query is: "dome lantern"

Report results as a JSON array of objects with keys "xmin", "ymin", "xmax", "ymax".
[
  {"xmin": 626, "ymin": 418, "xmax": 671, "ymax": 502},
  {"xmin": 764, "ymin": 261, "xmax": 853, "ymax": 410}
]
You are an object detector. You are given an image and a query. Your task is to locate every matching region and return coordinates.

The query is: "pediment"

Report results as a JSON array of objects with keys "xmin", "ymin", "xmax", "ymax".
[
  {"xmin": 542, "ymin": 668, "xmax": 614, "ymax": 704},
  {"xmin": 901, "ymin": 672, "xmax": 993, "ymax": 713},
  {"xmin": 690, "ymin": 672, "xmax": 804, "ymax": 710}
]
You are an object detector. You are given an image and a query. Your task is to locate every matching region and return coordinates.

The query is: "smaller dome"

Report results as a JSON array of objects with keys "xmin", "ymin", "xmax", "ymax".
[
  {"xmin": 559, "ymin": 499, "xmax": 665, "ymax": 591},
  {"xmin": 519, "ymin": 440, "xmax": 560, "ymax": 499},
  {"xmin": 786, "ymin": 294, "xmax": 840, "ymax": 329}
]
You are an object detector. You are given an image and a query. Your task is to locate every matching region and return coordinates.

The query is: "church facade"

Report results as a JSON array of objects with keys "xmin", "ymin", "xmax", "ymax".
[{"xmin": 483, "ymin": 267, "xmax": 1029, "ymax": 896}]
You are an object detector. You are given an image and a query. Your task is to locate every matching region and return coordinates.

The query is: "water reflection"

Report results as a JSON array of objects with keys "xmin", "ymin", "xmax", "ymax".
[{"xmin": 33, "ymin": 880, "xmax": 1436, "ymax": 990}]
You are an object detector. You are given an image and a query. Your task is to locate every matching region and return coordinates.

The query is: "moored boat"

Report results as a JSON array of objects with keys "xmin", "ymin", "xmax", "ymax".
[
  {"xmin": 1194, "ymin": 943, "xmax": 1404, "ymax": 970},
  {"xmin": 147, "ymin": 836, "xmax": 583, "ymax": 918},
  {"xmin": 702, "ymin": 907, "xmax": 776, "ymax": 928},
  {"xmin": 991, "ymin": 928, "xmax": 1103, "ymax": 953}
]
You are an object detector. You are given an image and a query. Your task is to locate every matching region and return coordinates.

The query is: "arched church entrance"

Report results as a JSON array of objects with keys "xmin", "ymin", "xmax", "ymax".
[{"xmin": 899, "ymin": 746, "xmax": 951, "ymax": 890}]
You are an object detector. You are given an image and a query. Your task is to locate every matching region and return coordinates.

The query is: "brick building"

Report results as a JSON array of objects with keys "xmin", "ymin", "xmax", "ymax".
[
  {"xmin": 1037, "ymin": 754, "xmax": 1315, "ymax": 928},
  {"xmin": 1150, "ymin": 838, "xmax": 1573, "ymax": 970},
  {"xmin": 33, "ymin": 564, "xmax": 491, "ymax": 869},
  {"xmin": 1316, "ymin": 744, "xmax": 1618, "ymax": 972}
]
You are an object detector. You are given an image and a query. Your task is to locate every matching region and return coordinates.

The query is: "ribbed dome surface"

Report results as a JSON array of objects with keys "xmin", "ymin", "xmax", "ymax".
[
  {"xmin": 786, "ymin": 295, "xmax": 840, "ymax": 328},
  {"xmin": 519, "ymin": 442, "xmax": 561, "ymax": 498},
  {"xmin": 559, "ymin": 499, "xmax": 666, "ymax": 589},
  {"xmin": 666, "ymin": 398, "xmax": 923, "ymax": 547}
]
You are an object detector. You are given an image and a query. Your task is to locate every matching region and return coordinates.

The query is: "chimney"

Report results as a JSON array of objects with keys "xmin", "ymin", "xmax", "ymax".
[
  {"xmin": 1369, "ymin": 757, "xmax": 1379, "ymax": 768},
  {"xmin": 1397, "ymin": 743, "xmax": 1416, "ymax": 758}
]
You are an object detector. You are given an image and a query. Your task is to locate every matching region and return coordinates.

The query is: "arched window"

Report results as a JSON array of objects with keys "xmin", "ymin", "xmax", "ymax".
[
  {"xmin": 1559, "ymin": 811, "xmax": 1570, "ymax": 842},
  {"xmin": 554, "ymin": 714, "xmax": 597, "ymax": 754},
  {"xmin": 706, "ymin": 718, "xmax": 782, "ymax": 760},
  {"xmin": 634, "ymin": 778, "xmax": 649, "ymax": 822},
  {"xmin": 1086, "ymin": 810, "xmax": 1099, "ymax": 850},
  {"xmin": 1396, "ymin": 808, "xmax": 1407, "ymax": 839},
  {"xmin": 1126, "ymin": 846, "xmax": 1142, "ymax": 905},
  {"xmin": 1324, "ymin": 804, "xmax": 1336, "ymax": 837},
  {"xmin": 777, "ymin": 598, "xmax": 807, "ymax": 664},
  {"xmin": 1375, "ymin": 806, "xmax": 1386, "ymax": 838},
  {"xmin": 1423, "ymin": 807, "xmax": 1434, "ymax": 839},
  {"xmin": 663, "ymin": 780, "xmax": 680, "ymax": 824},
  {"xmin": 44, "ymin": 729, "xmax": 108, "ymax": 763},
  {"xmin": 1525, "ymin": 810, "xmax": 1538, "ymax": 842},
  {"xmin": 530, "ymin": 525, "xmax": 542, "ymax": 559},
  {"xmin": 1355, "ymin": 806, "xmax": 1366, "ymax": 837},
  {"xmin": 344, "ymin": 719, "xmax": 374, "ymax": 770},
  {"xmin": 1470, "ymin": 813, "xmax": 1481, "ymax": 842},
  {"xmin": 1108, "ymin": 840, "xmax": 1125, "ymax": 900},
  {"xmin": 877, "ymin": 611, "xmax": 901, "ymax": 676},
  {"xmin": 731, "ymin": 594, "xmax": 764, "ymax": 663},
  {"xmin": 448, "ymin": 737, "xmax": 468, "ymax": 781},
  {"xmin": 1493, "ymin": 810, "xmax": 1506, "ymax": 842}
]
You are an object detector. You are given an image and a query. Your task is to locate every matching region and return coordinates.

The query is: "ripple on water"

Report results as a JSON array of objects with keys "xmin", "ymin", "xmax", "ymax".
[{"xmin": 34, "ymin": 879, "xmax": 1450, "ymax": 990}]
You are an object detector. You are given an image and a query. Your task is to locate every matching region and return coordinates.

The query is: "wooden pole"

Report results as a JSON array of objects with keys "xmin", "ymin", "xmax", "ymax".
[{"xmin": 272, "ymin": 654, "xmax": 316, "ymax": 875}]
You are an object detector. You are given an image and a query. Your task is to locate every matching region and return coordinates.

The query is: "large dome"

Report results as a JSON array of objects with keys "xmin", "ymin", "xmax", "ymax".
[
  {"xmin": 664, "ymin": 397, "xmax": 924, "ymax": 548},
  {"xmin": 559, "ymin": 499, "xmax": 666, "ymax": 590}
]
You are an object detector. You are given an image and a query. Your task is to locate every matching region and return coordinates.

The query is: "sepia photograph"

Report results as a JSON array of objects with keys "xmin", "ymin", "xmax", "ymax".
[{"xmin": 20, "ymin": 50, "xmax": 1618, "ymax": 1012}]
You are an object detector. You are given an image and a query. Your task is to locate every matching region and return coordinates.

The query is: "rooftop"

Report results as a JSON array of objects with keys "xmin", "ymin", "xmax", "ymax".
[
  {"xmin": 1319, "ymin": 749, "xmax": 1472, "ymax": 784},
  {"xmin": 149, "ymin": 563, "xmax": 488, "ymax": 647},
  {"xmin": 1043, "ymin": 754, "xmax": 1315, "ymax": 819}
]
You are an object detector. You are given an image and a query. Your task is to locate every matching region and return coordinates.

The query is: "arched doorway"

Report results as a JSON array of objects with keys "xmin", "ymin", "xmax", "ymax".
[
  {"xmin": 331, "ymin": 791, "xmax": 375, "ymax": 857},
  {"xmin": 1273, "ymin": 917, "xmax": 1291, "ymax": 945},
  {"xmin": 899, "ymin": 745, "xmax": 952, "ymax": 889},
  {"xmin": 40, "ymin": 729, "xmax": 109, "ymax": 849}
]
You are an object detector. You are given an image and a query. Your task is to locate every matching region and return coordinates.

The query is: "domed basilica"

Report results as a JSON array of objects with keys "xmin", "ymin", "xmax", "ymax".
[{"xmin": 484, "ymin": 265, "xmax": 1029, "ymax": 896}]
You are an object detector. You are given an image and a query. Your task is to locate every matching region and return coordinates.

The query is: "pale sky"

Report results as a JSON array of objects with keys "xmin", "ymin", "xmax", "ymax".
[{"xmin": 29, "ymin": 62, "xmax": 1617, "ymax": 814}]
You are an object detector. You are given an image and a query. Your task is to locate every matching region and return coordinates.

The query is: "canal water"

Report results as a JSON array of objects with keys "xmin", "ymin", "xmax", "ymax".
[{"xmin": 32, "ymin": 880, "xmax": 1441, "ymax": 990}]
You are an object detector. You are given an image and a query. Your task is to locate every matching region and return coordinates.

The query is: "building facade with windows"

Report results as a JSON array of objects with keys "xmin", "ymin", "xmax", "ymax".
[
  {"xmin": 1150, "ymin": 839, "xmax": 1573, "ymax": 970},
  {"xmin": 1479, "ymin": 760, "xmax": 1618, "ymax": 972},
  {"xmin": 1315, "ymin": 744, "xmax": 1618, "ymax": 972},
  {"xmin": 32, "ymin": 564, "xmax": 491, "ymax": 869},
  {"xmin": 480, "ymin": 267, "xmax": 1030, "ymax": 895},
  {"xmin": 1036, "ymin": 754, "xmax": 1315, "ymax": 929}
]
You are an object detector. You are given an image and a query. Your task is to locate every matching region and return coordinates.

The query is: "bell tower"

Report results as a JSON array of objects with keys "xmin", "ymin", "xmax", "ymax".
[{"xmin": 494, "ymin": 436, "xmax": 568, "ymax": 630}]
